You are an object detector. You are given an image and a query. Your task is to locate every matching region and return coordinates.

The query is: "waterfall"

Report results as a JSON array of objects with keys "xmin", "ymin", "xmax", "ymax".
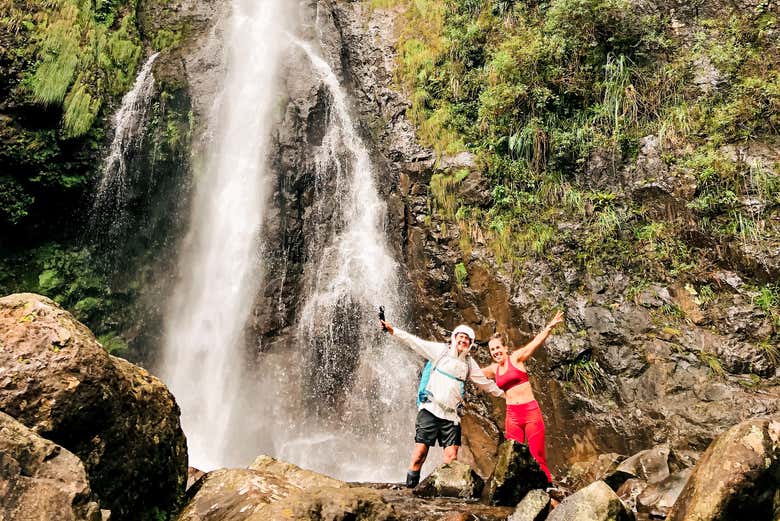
[
  {"xmin": 255, "ymin": 39, "xmax": 420, "ymax": 482},
  {"xmin": 90, "ymin": 52, "xmax": 159, "ymax": 235},
  {"xmin": 158, "ymin": 0, "xmax": 420, "ymax": 480},
  {"xmin": 159, "ymin": 0, "xmax": 290, "ymax": 471}
]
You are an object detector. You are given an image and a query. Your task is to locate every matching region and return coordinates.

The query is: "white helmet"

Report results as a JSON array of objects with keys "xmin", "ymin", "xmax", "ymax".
[{"xmin": 451, "ymin": 324, "xmax": 476, "ymax": 345}]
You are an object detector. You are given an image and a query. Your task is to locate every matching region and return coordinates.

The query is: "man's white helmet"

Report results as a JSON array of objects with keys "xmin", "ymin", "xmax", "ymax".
[{"xmin": 451, "ymin": 324, "xmax": 476, "ymax": 345}]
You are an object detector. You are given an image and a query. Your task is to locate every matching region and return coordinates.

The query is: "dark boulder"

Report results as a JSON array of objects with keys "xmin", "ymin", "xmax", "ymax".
[
  {"xmin": 483, "ymin": 440, "xmax": 550, "ymax": 506},
  {"xmin": 667, "ymin": 418, "xmax": 780, "ymax": 521},
  {"xmin": 0, "ymin": 293, "xmax": 187, "ymax": 521},
  {"xmin": 414, "ymin": 461, "xmax": 484, "ymax": 500},
  {"xmin": 0, "ymin": 411, "xmax": 104, "ymax": 521}
]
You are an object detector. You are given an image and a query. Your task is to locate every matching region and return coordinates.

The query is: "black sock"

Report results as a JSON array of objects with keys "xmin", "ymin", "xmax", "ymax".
[{"xmin": 405, "ymin": 470, "xmax": 420, "ymax": 488}]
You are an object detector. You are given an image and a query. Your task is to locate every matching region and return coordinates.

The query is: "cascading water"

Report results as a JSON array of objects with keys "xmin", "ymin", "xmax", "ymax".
[
  {"xmin": 90, "ymin": 53, "xmax": 159, "ymax": 236},
  {"xmin": 159, "ymin": 0, "xmax": 291, "ymax": 471},
  {"xmin": 252, "ymin": 39, "xmax": 420, "ymax": 481},
  {"xmin": 158, "ymin": 0, "xmax": 421, "ymax": 479}
]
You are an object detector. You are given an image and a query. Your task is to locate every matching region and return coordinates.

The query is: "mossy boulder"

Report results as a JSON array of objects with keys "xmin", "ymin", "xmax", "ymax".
[
  {"xmin": 0, "ymin": 410, "xmax": 104, "ymax": 521},
  {"xmin": 0, "ymin": 293, "xmax": 187, "ymax": 521},
  {"xmin": 667, "ymin": 418, "xmax": 780, "ymax": 521},
  {"xmin": 546, "ymin": 481, "xmax": 634, "ymax": 521},
  {"xmin": 483, "ymin": 440, "xmax": 550, "ymax": 506},
  {"xmin": 178, "ymin": 456, "xmax": 393, "ymax": 521},
  {"xmin": 414, "ymin": 460, "xmax": 485, "ymax": 500}
]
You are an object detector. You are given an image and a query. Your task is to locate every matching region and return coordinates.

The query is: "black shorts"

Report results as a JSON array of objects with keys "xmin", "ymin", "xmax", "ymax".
[{"xmin": 415, "ymin": 408, "xmax": 461, "ymax": 447}]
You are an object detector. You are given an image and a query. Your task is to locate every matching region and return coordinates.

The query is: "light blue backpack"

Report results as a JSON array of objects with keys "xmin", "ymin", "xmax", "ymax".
[{"xmin": 416, "ymin": 349, "xmax": 471, "ymax": 407}]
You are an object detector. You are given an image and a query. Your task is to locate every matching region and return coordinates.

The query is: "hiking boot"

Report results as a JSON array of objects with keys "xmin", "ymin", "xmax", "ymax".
[{"xmin": 405, "ymin": 470, "xmax": 420, "ymax": 488}]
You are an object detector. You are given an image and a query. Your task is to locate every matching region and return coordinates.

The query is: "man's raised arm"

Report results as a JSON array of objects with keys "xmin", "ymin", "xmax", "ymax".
[{"xmin": 381, "ymin": 321, "xmax": 446, "ymax": 361}]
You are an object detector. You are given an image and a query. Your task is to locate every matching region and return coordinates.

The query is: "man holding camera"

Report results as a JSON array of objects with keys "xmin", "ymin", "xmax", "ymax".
[{"xmin": 380, "ymin": 319, "xmax": 505, "ymax": 488}]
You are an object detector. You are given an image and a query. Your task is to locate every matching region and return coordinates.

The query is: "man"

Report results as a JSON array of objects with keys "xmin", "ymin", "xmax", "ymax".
[{"xmin": 380, "ymin": 319, "xmax": 505, "ymax": 488}]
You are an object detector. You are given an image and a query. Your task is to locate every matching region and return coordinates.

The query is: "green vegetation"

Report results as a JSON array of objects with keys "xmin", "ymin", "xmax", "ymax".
[
  {"xmin": 0, "ymin": 0, "xmax": 145, "ymax": 240},
  {"xmin": 699, "ymin": 351, "xmax": 726, "ymax": 377},
  {"xmin": 23, "ymin": 0, "xmax": 142, "ymax": 137},
  {"xmin": 0, "ymin": 242, "xmax": 133, "ymax": 355},
  {"xmin": 382, "ymin": 0, "xmax": 779, "ymax": 282},
  {"xmin": 0, "ymin": 0, "xmax": 192, "ymax": 365},
  {"xmin": 564, "ymin": 355, "xmax": 606, "ymax": 396},
  {"xmin": 454, "ymin": 261, "xmax": 468, "ymax": 287}
]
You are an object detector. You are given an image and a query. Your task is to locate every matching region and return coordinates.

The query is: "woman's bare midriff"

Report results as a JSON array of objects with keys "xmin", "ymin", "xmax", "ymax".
[{"xmin": 504, "ymin": 380, "xmax": 535, "ymax": 404}]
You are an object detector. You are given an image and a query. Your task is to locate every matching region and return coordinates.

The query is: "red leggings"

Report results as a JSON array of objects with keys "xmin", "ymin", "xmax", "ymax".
[{"xmin": 505, "ymin": 401, "xmax": 551, "ymax": 483}]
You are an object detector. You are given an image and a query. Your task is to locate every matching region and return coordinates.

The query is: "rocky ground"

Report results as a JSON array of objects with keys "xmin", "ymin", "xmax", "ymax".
[{"xmin": 0, "ymin": 294, "xmax": 777, "ymax": 519}]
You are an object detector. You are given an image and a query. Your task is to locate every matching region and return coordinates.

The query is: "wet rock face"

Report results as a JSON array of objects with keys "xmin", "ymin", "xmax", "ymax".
[
  {"xmin": 413, "ymin": 461, "xmax": 485, "ymax": 500},
  {"xmin": 667, "ymin": 418, "xmax": 780, "ymax": 521},
  {"xmin": 458, "ymin": 410, "xmax": 503, "ymax": 479},
  {"xmin": 483, "ymin": 440, "xmax": 550, "ymax": 506},
  {"xmin": 546, "ymin": 480, "xmax": 635, "ymax": 521},
  {"xmin": 0, "ymin": 293, "xmax": 187, "ymax": 521},
  {"xmin": 602, "ymin": 445, "xmax": 692, "ymax": 518},
  {"xmin": 565, "ymin": 453, "xmax": 625, "ymax": 491},
  {"xmin": 0, "ymin": 411, "xmax": 103, "ymax": 521}
]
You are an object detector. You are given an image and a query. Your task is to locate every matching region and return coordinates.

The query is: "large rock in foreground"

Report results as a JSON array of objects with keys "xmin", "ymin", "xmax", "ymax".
[
  {"xmin": 414, "ymin": 461, "xmax": 484, "ymax": 500},
  {"xmin": 483, "ymin": 440, "xmax": 550, "ymax": 506},
  {"xmin": 178, "ymin": 455, "xmax": 394, "ymax": 521},
  {"xmin": 667, "ymin": 418, "xmax": 780, "ymax": 521},
  {"xmin": 546, "ymin": 481, "xmax": 634, "ymax": 521},
  {"xmin": 0, "ymin": 411, "xmax": 103, "ymax": 521},
  {"xmin": 0, "ymin": 293, "xmax": 187, "ymax": 521}
]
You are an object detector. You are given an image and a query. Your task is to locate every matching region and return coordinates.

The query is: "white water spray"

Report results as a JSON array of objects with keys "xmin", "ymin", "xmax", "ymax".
[
  {"xmin": 92, "ymin": 53, "xmax": 158, "ymax": 226},
  {"xmin": 159, "ymin": 0, "xmax": 290, "ymax": 471},
  {"xmin": 260, "ymin": 39, "xmax": 419, "ymax": 481}
]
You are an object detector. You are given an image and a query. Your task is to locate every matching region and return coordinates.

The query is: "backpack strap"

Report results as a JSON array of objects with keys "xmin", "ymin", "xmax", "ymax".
[{"xmin": 422, "ymin": 345, "xmax": 449, "ymax": 394}]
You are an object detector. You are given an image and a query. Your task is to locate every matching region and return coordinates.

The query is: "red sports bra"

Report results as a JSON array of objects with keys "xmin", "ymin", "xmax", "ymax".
[{"xmin": 495, "ymin": 359, "xmax": 529, "ymax": 391}]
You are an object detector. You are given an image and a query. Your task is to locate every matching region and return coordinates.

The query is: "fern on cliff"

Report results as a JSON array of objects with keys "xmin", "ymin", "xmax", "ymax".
[{"xmin": 25, "ymin": 0, "xmax": 141, "ymax": 137}]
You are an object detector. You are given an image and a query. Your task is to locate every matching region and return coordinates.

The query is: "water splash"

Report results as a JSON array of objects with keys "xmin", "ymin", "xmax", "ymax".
[
  {"xmin": 258, "ymin": 38, "xmax": 420, "ymax": 482},
  {"xmin": 159, "ymin": 0, "xmax": 291, "ymax": 471},
  {"xmin": 91, "ymin": 52, "xmax": 159, "ymax": 232}
]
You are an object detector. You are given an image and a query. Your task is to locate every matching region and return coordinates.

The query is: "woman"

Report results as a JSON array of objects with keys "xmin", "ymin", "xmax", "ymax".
[{"xmin": 482, "ymin": 311, "xmax": 564, "ymax": 484}]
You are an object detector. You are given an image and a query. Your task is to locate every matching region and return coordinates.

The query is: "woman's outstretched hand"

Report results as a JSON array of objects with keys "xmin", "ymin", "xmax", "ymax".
[
  {"xmin": 380, "ymin": 320, "xmax": 394, "ymax": 335},
  {"xmin": 545, "ymin": 310, "xmax": 564, "ymax": 331}
]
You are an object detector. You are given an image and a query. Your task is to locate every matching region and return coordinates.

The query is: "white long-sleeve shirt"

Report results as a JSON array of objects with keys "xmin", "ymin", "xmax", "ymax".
[{"xmin": 393, "ymin": 328, "xmax": 504, "ymax": 424}]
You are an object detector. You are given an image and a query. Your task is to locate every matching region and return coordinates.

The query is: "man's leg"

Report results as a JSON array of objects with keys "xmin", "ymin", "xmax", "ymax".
[
  {"xmin": 406, "ymin": 443, "xmax": 428, "ymax": 488},
  {"xmin": 442, "ymin": 444, "xmax": 459, "ymax": 463},
  {"xmin": 441, "ymin": 417, "xmax": 462, "ymax": 464},
  {"xmin": 409, "ymin": 443, "xmax": 429, "ymax": 472}
]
